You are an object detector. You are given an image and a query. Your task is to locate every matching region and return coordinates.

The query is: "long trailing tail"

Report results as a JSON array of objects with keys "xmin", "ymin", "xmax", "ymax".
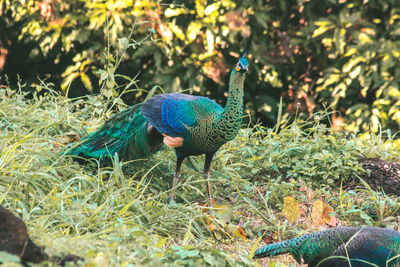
[
  {"xmin": 254, "ymin": 232, "xmax": 311, "ymax": 259},
  {"xmin": 253, "ymin": 236, "xmax": 303, "ymax": 259},
  {"xmin": 64, "ymin": 103, "xmax": 163, "ymax": 161},
  {"xmin": 253, "ymin": 239, "xmax": 292, "ymax": 259}
]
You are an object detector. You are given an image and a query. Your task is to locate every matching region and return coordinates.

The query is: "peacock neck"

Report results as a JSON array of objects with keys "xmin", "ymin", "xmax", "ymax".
[{"xmin": 217, "ymin": 70, "xmax": 245, "ymax": 141}]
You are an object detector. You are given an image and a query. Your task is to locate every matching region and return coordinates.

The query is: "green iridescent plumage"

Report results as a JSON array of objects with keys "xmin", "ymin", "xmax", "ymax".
[
  {"xmin": 253, "ymin": 227, "xmax": 400, "ymax": 267},
  {"xmin": 65, "ymin": 103, "xmax": 155, "ymax": 160},
  {"xmin": 65, "ymin": 35, "xmax": 252, "ymax": 204}
]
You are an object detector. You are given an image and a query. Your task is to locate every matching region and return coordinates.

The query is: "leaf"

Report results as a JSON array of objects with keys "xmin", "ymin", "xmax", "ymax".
[
  {"xmin": 312, "ymin": 21, "xmax": 334, "ymax": 37},
  {"xmin": 164, "ymin": 8, "xmax": 187, "ymax": 17},
  {"xmin": 334, "ymin": 28, "xmax": 346, "ymax": 55},
  {"xmin": 158, "ymin": 24, "xmax": 173, "ymax": 42},
  {"xmin": 282, "ymin": 196, "xmax": 300, "ymax": 223},
  {"xmin": 228, "ymin": 223, "xmax": 246, "ymax": 240},
  {"xmin": 344, "ymin": 48, "xmax": 357, "ymax": 57},
  {"xmin": 169, "ymin": 24, "xmax": 185, "ymax": 40},
  {"xmin": 155, "ymin": 237, "xmax": 168, "ymax": 248},
  {"xmin": 80, "ymin": 73, "xmax": 93, "ymax": 92},
  {"xmin": 311, "ymin": 200, "xmax": 337, "ymax": 226},
  {"xmin": 343, "ymin": 56, "xmax": 365, "ymax": 73},
  {"xmin": 102, "ymin": 88, "xmax": 114, "ymax": 99},
  {"xmin": 195, "ymin": 0, "xmax": 205, "ymax": 17},
  {"xmin": 187, "ymin": 21, "xmax": 202, "ymax": 43},
  {"xmin": 358, "ymin": 32, "xmax": 373, "ymax": 44},
  {"xmin": 214, "ymin": 203, "xmax": 231, "ymax": 222},
  {"xmin": 61, "ymin": 72, "xmax": 79, "ymax": 92},
  {"xmin": 311, "ymin": 199, "xmax": 324, "ymax": 226},
  {"xmin": 322, "ymin": 202, "xmax": 337, "ymax": 226},
  {"xmin": 204, "ymin": 2, "xmax": 219, "ymax": 16},
  {"xmin": 349, "ymin": 65, "xmax": 361, "ymax": 79}
]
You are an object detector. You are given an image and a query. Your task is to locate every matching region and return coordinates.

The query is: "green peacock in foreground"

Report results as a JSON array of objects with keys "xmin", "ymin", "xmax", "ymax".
[
  {"xmin": 65, "ymin": 35, "xmax": 252, "ymax": 205},
  {"xmin": 253, "ymin": 226, "xmax": 400, "ymax": 267}
]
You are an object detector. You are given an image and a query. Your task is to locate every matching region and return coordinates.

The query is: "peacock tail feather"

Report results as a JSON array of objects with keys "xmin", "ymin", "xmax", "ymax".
[{"xmin": 64, "ymin": 103, "xmax": 158, "ymax": 160}]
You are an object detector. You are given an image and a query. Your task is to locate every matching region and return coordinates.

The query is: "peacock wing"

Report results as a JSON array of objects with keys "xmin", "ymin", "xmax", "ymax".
[{"xmin": 141, "ymin": 93, "xmax": 223, "ymax": 137}]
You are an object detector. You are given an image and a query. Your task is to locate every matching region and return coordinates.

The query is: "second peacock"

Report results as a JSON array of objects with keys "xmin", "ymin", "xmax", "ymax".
[
  {"xmin": 253, "ymin": 226, "xmax": 400, "ymax": 267},
  {"xmin": 65, "ymin": 35, "xmax": 252, "ymax": 205}
]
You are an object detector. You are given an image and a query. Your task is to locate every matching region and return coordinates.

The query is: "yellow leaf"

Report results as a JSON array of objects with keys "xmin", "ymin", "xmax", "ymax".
[
  {"xmin": 195, "ymin": 0, "xmax": 205, "ymax": 17},
  {"xmin": 164, "ymin": 8, "xmax": 187, "ymax": 17},
  {"xmin": 169, "ymin": 24, "xmax": 185, "ymax": 40},
  {"xmin": 213, "ymin": 203, "xmax": 232, "ymax": 222},
  {"xmin": 322, "ymin": 202, "xmax": 337, "ymax": 226},
  {"xmin": 311, "ymin": 200, "xmax": 337, "ymax": 226},
  {"xmin": 187, "ymin": 21, "xmax": 202, "ymax": 43},
  {"xmin": 228, "ymin": 223, "xmax": 246, "ymax": 240},
  {"xmin": 61, "ymin": 72, "xmax": 79, "ymax": 92},
  {"xmin": 358, "ymin": 32, "xmax": 372, "ymax": 44},
  {"xmin": 311, "ymin": 199, "xmax": 324, "ymax": 226},
  {"xmin": 155, "ymin": 237, "xmax": 167, "ymax": 248},
  {"xmin": 349, "ymin": 65, "xmax": 361, "ymax": 79},
  {"xmin": 344, "ymin": 48, "xmax": 357, "ymax": 57},
  {"xmin": 80, "ymin": 73, "xmax": 93, "ymax": 92},
  {"xmin": 343, "ymin": 56, "xmax": 364, "ymax": 73},
  {"xmin": 206, "ymin": 29, "xmax": 214, "ymax": 54},
  {"xmin": 312, "ymin": 21, "xmax": 334, "ymax": 37},
  {"xmin": 204, "ymin": 2, "xmax": 219, "ymax": 16},
  {"xmin": 282, "ymin": 196, "xmax": 300, "ymax": 223}
]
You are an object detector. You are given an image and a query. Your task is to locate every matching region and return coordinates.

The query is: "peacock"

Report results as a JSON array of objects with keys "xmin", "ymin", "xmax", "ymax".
[
  {"xmin": 253, "ymin": 226, "xmax": 400, "ymax": 267},
  {"xmin": 0, "ymin": 206, "xmax": 83, "ymax": 266},
  {"xmin": 65, "ymin": 35, "xmax": 252, "ymax": 205},
  {"xmin": 0, "ymin": 206, "xmax": 47, "ymax": 264}
]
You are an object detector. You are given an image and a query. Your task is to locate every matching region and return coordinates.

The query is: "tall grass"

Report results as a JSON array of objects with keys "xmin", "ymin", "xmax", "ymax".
[{"xmin": 1, "ymin": 87, "xmax": 400, "ymax": 266}]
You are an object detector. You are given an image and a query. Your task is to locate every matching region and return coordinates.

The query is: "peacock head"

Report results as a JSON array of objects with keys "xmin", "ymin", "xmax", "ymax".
[
  {"xmin": 234, "ymin": 57, "xmax": 249, "ymax": 73},
  {"xmin": 234, "ymin": 34, "xmax": 252, "ymax": 73}
]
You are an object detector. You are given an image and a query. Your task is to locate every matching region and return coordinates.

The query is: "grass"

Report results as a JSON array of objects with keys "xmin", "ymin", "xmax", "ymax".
[{"xmin": 1, "ymin": 86, "xmax": 400, "ymax": 266}]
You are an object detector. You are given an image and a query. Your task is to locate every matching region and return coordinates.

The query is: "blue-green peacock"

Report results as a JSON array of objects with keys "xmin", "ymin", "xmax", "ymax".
[
  {"xmin": 253, "ymin": 226, "xmax": 400, "ymax": 266},
  {"xmin": 65, "ymin": 36, "xmax": 252, "ymax": 204}
]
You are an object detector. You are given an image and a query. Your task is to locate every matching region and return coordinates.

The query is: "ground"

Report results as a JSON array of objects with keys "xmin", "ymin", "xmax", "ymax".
[{"xmin": 359, "ymin": 158, "xmax": 400, "ymax": 196}]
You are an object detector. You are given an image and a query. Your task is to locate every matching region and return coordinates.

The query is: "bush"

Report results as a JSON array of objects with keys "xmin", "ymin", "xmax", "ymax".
[{"xmin": 2, "ymin": 0, "xmax": 400, "ymax": 132}]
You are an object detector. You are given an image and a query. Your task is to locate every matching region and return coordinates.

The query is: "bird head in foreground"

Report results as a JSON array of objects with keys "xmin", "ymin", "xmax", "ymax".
[{"xmin": 234, "ymin": 34, "xmax": 252, "ymax": 73}]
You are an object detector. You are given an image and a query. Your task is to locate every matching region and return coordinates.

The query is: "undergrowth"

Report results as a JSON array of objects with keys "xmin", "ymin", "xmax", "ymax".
[{"xmin": 1, "ymin": 88, "xmax": 400, "ymax": 266}]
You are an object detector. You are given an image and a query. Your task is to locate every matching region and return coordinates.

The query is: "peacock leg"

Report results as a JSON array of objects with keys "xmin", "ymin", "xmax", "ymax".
[
  {"xmin": 170, "ymin": 156, "xmax": 185, "ymax": 204},
  {"xmin": 203, "ymin": 154, "xmax": 215, "ymax": 207}
]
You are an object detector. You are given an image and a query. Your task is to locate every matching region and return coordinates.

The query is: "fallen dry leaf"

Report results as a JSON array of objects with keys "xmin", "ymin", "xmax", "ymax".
[
  {"xmin": 282, "ymin": 196, "xmax": 300, "ymax": 223},
  {"xmin": 311, "ymin": 199, "xmax": 337, "ymax": 227},
  {"xmin": 228, "ymin": 223, "xmax": 246, "ymax": 240}
]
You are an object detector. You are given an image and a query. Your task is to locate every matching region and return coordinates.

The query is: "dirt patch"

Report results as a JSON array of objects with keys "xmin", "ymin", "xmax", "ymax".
[{"xmin": 359, "ymin": 158, "xmax": 400, "ymax": 196}]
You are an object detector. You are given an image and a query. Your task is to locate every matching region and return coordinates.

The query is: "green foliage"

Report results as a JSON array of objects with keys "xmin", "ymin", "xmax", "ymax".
[
  {"xmin": 3, "ymin": 0, "xmax": 400, "ymax": 132},
  {"xmin": 221, "ymin": 115, "xmax": 364, "ymax": 187},
  {"xmin": 1, "ymin": 86, "xmax": 400, "ymax": 265},
  {"xmin": 313, "ymin": 2, "xmax": 400, "ymax": 133}
]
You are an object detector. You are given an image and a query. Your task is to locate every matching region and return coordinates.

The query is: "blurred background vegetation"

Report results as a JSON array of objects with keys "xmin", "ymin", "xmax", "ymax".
[{"xmin": 1, "ymin": 0, "xmax": 400, "ymax": 133}]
